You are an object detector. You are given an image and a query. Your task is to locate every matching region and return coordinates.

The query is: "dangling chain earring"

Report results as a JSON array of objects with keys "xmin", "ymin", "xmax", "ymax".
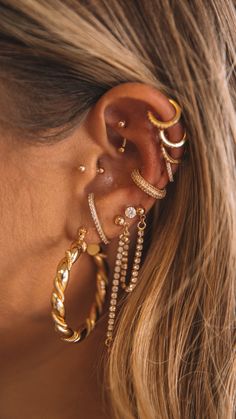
[
  {"xmin": 105, "ymin": 206, "xmax": 147, "ymax": 347},
  {"xmin": 51, "ymin": 227, "xmax": 108, "ymax": 343}
]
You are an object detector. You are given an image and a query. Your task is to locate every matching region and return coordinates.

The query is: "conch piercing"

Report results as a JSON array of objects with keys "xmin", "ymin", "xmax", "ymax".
[
  {"xmin": 88, "ymin": 193, "xmax": 110, "ymax": 245},
  {"xmin": 131, "ymin": 169, "xmax": 166, "ymax": 199},
  {"xmin": 51, "ymin": 227, "xmax": 108, "ymax": 343},
  {"xmin": 147, "ymin": 98, "xmax": 182, "ymax": 129}
]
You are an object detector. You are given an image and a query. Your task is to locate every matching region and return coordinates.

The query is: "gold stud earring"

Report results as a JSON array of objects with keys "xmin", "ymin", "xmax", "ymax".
[
  {"xmin": 78, "ymin": 165, "xmax": 86, "ymax": 173},
  {"xmin": 96, "ymin": 167, "xmax": 105, "ymax": 174}
]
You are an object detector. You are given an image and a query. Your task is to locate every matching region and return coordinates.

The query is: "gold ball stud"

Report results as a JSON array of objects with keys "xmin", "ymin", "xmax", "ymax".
[
  {"xmin": 97, "ymin": 167, "xmax": 105, "ymax": 174},
  {"xmin": 78, "ymin": 165, "xmax": 86, "ymax": 173},
  {"xmin": 118, "ymin": 120, "xmax": 126, "ymax": 128},
  {"xmin": 114, "ymin": 215, "xmax": 125, "ymax": 226},
  {"xmin": 136, "ymin": 207, "xmax": 145, "ymax": 216}
]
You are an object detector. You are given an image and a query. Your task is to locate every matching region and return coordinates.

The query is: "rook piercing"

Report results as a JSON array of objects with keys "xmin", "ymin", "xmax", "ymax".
[
  {"xmin": 147, "ymin": 98, "xmax": 182, "ymax": 129},
  {"xmin": 96, "ymin": 167, "xmax": 105, "ymax": 174},
  {"xmin": 131, "ymin": 169, "xmax": 166, "ymax": 199},
  {"xmin": 118, "ymin": 138, "xmax": 127, "ymax": 153},
  {"xmin": 88, "ymin": 193, "xmax": 110, "ymax": 245}
]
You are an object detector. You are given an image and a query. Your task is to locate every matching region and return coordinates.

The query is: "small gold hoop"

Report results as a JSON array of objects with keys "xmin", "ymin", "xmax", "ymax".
[
  {"xmin": 51, "ymin": 228, "xmax": 108, "ymax": 343},
  {"xmin": 160, "ymin": 144, "xmax": 181, "ymax": 165},
  {"xmin": 131, "ymin": 169, "xmax": 166, "ymax": 199},
  {"xmin": 159, "ymin": 129, "xmax": 187, "ymax": 149},
  {"xmin": 147, "ymin": 98, "xmax": 182, "ymax": 129}
]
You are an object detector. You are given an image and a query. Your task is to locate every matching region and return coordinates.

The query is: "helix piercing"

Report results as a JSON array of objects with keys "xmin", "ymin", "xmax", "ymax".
[
  {"xmin": 147, "ymin": 99, "xmax": 182, "ymax": 129},
  {"xmin": 159, "ymin": 129, "xmax": 187, "ymax": 149}
]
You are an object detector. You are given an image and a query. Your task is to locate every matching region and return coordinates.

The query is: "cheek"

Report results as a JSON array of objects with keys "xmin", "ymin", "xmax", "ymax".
[{"xmin": 0, "ymin": 164, "xmax": 75, "ymax": 255}]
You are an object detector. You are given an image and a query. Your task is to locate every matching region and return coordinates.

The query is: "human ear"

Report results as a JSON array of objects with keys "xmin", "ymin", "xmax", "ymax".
[{"xmin": 75, "ymin": 82, "xmax": 185, "ymax": 243}]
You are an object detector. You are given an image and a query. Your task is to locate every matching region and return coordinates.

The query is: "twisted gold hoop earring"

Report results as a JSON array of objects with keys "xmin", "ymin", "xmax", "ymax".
[
  {"xmin": 131, "ymin": 169, "xmax": 166, "ymax": 199},
  {"xmin": 51, "ymin": 228, "xmax": 108, "ymax": 343},
  {"xmin": 147, "ymin": 99, "xmax": 182, "ymax": 129},
  {"xmin": 159, "ymin": 128, "xmax": 187, "ymax": 149}
]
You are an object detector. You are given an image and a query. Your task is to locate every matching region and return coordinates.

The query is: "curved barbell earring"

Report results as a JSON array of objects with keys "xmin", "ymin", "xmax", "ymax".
[
  {"xmin": 51, "ymin": 227, "xmax": 108, "ymax": 343},
  {"xmin": 159, "ymin": 129, "xmax": 187, "ymax": 149}
]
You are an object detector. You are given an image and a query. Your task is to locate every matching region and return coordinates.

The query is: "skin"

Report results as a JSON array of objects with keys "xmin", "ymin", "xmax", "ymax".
[{"xmin": 0, "ymin": 83, "xmax": 183, "ymax": 419}]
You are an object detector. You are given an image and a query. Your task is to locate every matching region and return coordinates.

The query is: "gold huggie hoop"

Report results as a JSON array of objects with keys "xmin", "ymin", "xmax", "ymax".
[
  {"xmin": 147, "ymin": 99, "xmax": 182, "ymax": 129},
  {"xmin": 160, "ymin": 144, "xmax": 181, "ymax": 164},
  {"xmin": 159, "ymin": 129, "xmax": 187, "ymax": 149},
  {"xmin": 131, "ymin": 169, "xmax": 166, "ymax": 199},
  {"xmin": 88, "ymin": 193, "xmax": 110, "ymax": 245},
  {"xmin": 51, "ymin": 228, "xmax": 108, "ymax": 343}
]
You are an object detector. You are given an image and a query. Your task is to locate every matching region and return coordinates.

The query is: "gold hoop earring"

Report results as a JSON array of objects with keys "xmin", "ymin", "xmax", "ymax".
[
  {"xmin": 51, "ymin": 228, "xmax": 108, "ymax": 343},
  {"xmin": 147, "ymin": 98, "xmax": 182, "ymax": 129},
  {"xmin": 159, "ymin": 128, "xmax": 187, "ymax": 149},
  {"xmin": 131, "ymin": 169, "xmax": 166, "ymax": 199},
  {"xmin": 88, "ymin": 193, "xmax": 110, "ymax": 245}
]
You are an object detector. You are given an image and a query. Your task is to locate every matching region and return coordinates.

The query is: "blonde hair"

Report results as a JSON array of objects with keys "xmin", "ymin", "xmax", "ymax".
[{"xmin": 0, "ymin": 1, "xmax": 235, "ymax": 417}]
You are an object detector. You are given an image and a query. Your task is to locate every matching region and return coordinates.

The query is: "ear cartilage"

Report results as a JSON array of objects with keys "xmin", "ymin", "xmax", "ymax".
[
  {"xmin": 88, "ymin": 193, "xmax": 110, "ymax": 245},
  {"xmin": 131, "ymin": 169, "xmax": 166, "ymax": 200}
]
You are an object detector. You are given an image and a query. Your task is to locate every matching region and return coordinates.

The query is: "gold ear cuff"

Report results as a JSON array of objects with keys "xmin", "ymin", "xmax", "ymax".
[{"xmin": 131, "ymin": 169, "xmax": 166, "ymax": 199}]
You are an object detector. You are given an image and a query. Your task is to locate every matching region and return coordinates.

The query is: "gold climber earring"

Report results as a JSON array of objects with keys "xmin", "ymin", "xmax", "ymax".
[
  {"xmin": 147, "ymin": 98, "xmax": 182, "ymax": 129},
  {"xmin": 131, "ymin": 169, "xmax": 166, "ymax": 199},
  {"xmin": 51, "ymin": 228, "xmax": 108, "ymax": 343},
  {"xmin": 105, "ymin": 206, "xmax": 147, "ymax": 348},
  {"xmin": 88, "ymin": 193, "xmax": 110, "ymax": 245},
  {"xmin": 117, "ymin": 120, "xmax": 127, "ymax": 153}
]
